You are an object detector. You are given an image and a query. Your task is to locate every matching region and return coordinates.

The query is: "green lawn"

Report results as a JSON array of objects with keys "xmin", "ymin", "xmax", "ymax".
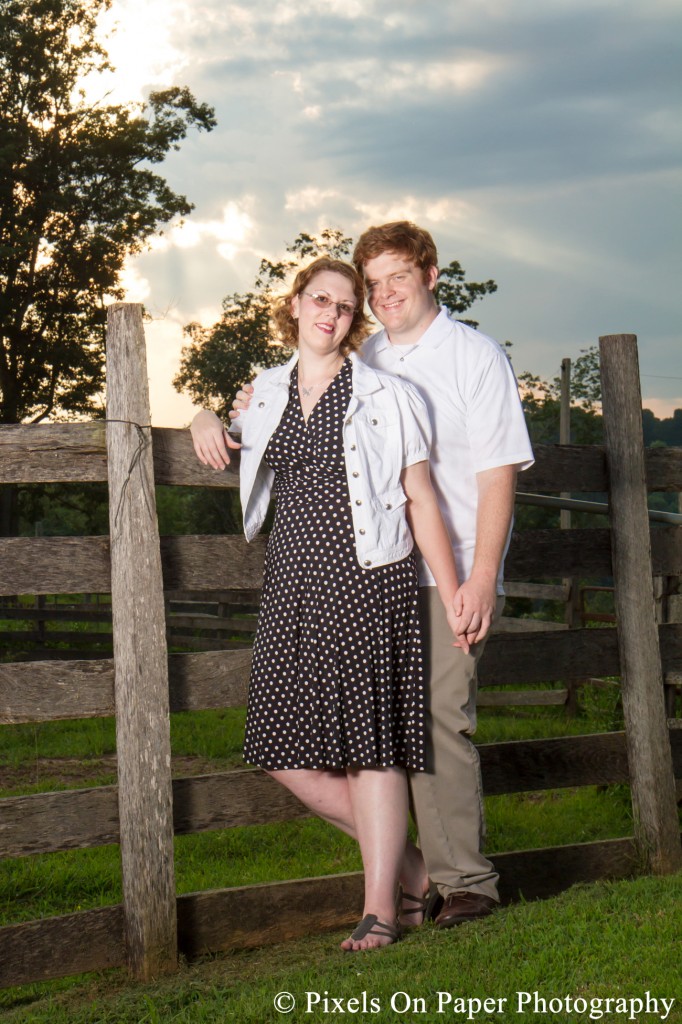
[
  {"xmin": 1, "ymin": 682, "xmax": 680, "ymax": 1018},
  {"xmin": 2, "ymin": 873, "xmax": 681, "ymax": 1022}
]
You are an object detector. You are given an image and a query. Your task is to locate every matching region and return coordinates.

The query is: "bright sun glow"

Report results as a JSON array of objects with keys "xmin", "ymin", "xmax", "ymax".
[{"xmin": 77, "ymin": 0, "xmax": 190, "ymax": 105}]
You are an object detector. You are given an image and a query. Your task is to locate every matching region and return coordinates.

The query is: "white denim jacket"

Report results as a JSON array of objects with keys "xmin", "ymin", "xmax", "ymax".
[{"xmin": 236, "ymin": 351, "xmax": 432, "ymax": 569}]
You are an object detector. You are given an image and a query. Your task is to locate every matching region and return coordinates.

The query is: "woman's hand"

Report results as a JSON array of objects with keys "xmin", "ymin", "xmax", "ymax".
[
  {"xmin": 190, "ymin": 409, "xmax": 241, "ymax": 470},
  {"xmin": 445, "ymin": 603, "xmax": 471, "ymax": 655}
]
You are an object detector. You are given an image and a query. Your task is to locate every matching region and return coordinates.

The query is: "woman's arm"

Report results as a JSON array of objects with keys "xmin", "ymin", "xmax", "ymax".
[
  {"xmin": 190, "ymin": 409, "xmax": 241, "ymax": 471},
  {"xmin": 401, "ymin": 460, "xmax": 469, "ymax": 653}
]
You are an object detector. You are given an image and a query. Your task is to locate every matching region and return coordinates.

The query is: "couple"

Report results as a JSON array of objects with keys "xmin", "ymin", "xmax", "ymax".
[{"xmin": 191, "ymin": 221, "xmax": 534, "ymax": 951}]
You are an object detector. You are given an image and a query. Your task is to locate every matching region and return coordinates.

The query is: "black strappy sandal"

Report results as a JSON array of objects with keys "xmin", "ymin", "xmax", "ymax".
[
  {"xmin": 398, "ymin": 885, "xmax": 443, "ymax": 929},
  {"xmin": 343, "ymin": 913, "xmax": 402, "ymax": 950}
]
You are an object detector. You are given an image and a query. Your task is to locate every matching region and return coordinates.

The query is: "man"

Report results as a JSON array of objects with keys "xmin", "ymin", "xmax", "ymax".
[{"xmin": 191, "ymin": 221, "xmax": 534, "ymax": 927}]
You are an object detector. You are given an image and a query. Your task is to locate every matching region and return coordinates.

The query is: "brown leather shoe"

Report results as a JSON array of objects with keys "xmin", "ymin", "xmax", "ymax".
[{"xmin": 435, "ymin": 891, "xmax": 498, "ymax": 929}]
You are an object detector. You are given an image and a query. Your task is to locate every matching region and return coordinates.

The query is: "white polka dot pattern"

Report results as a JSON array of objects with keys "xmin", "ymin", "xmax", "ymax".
[{"xmin": 242, "ymin": 358, "xmax": 426, "ymax": 771}]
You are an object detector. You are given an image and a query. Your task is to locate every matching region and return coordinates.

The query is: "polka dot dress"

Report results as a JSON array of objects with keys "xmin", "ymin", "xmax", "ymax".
[{"xmin": 242, "ymin": 358, "xmax": 426, "ymax": 771}]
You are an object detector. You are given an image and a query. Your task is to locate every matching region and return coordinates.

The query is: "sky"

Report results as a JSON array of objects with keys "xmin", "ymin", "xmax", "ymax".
[{"xmin": 94, "ymin": 0, "xmax": 681, "ymax": 426}]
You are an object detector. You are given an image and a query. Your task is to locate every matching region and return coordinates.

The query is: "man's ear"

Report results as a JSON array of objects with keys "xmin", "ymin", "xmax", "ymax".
[{"xmin": 426, "ymin": 265, "xmax": 439, "ymax": 292}]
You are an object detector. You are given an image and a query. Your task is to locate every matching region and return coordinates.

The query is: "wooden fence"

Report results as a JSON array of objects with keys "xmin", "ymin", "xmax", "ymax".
[{"xmin": 0, "ymin": 308, "xmax": 681, "ymax": 987}]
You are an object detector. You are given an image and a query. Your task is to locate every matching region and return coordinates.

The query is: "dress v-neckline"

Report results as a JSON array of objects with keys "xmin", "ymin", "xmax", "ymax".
[{"xmin": 295, "ymin": 361, "xmax": 343, "ymax": 426}]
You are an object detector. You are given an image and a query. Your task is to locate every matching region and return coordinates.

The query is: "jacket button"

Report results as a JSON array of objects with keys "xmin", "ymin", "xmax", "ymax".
[
  {"xmin": 352, "ymin": 471, "xmax": 359, "ymax": 478},
  {"xmin": 346, "ymin": 417, "xmax": 353, "ymax": 425},
  {"xmin": 364, "ymin": 560, "xmax": 372, "ymax": 567},
  {"xmin": 350, "ymin": 444, "xmax": 356, "ymax": 451},
  {"xmin": 258, "ymin": 401, "xmax": 265, "ymax": 408},
  {"xmin": 371, "ymin": 418, "xmax": 378, "ymax": 425},
  {"xmin": 359, "ymin": 528, "xmax": 366, "ymax": 535},
  {"xmin": 385, "ymin": 502, "xmax": 392, "ymax": 509},
  {"xmin": 355, "ymin": 499, "xmax": 362, "ymax": 506}
]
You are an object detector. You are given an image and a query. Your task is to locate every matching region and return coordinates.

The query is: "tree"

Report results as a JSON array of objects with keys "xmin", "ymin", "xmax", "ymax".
[
  {"xmin": 517, "ymin": 346, "xmax": 602, "ymax": 415},
  {"xmin": 174, "ymin": 230, "xmax": 496, "ymax": 417},
  {"xmin": 0, "ymin": 0, "xmax": 216, "ymax": 424},
  {"xmin": 436, "ymin": 261, "xmax": 497, "ymax": 329}
]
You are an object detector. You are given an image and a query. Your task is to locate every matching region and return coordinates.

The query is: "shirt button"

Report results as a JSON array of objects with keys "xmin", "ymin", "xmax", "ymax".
[
  {"xmin": 371, "ymin": 418, "xmax": 378, "ymax": 425},
  {"xmin": 346, "ymin": 417, "xmax": 353, "ymax": 425},
  {"xmin": 352, "ymin": 471, "xmax": 359, "ymax": 478},
  {"xmin": 355, "ymin": 499, "xmax": 362, "ymax": 506},
  {"xmin": 350, "ymin": 444, "xmax": 356, "ymax": 451},
  {"xmin": 258, "ymin": 401, "xmax": 265, "ymax": 408},
  {"xmin": 385, "ymin": 502, "xmax": 392, "ymax": 509},
  {"xmin": 364, "ymin": 560, "xmax": 372, "ymax": 567},
  {"xmin": 359, "ymin": 528, "xmax": 366, "ymax": 535},
  {"xmin": 400, "ymin": 357, "xmax": 405, "ymax": 362}
]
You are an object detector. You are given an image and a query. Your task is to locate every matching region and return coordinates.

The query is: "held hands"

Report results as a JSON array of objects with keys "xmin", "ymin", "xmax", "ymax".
[
  {"xmin": 190, "ymin": 409, "xmax": 241, "ymax": 471},
  {"xmin": 446, "ymin": 604, "xmax": 471, "ymax": 655},
  {"xmin": 450, "ymin": 573, "xmax": 498, "ymax": 647}
]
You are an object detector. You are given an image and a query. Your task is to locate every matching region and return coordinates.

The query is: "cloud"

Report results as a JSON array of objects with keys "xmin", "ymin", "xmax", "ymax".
[{"xmin": 104, "ymin": 0, "xmax": 682, "ymax": 422}]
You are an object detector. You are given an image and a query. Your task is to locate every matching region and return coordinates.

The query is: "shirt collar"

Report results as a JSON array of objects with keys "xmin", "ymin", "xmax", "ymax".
[{"xmin": 372, "ymin": 305, "xmax": 452, "ymax": 355}]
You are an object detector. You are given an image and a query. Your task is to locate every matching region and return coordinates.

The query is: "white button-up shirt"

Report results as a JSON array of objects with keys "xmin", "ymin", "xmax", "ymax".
[
  {"xmin": 237, "ymin": 351, "xmax": 431, "ymax": 569},
  {"xmin": 363, "ymin": 308, "xmax": 535, "ymax": 591}
]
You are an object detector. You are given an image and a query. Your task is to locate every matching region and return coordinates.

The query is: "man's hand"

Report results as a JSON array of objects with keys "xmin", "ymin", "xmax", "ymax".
[
  {"xmin": 190, "ymin": 409, "xmax": 240, "ymax": 470},
  {"xmin": 228, "ymin": 382, "xmax": 254, "ymax": 422},
  {"xmin": 451, "ymin": 572, "xmax": 498, "ymax": 645}
]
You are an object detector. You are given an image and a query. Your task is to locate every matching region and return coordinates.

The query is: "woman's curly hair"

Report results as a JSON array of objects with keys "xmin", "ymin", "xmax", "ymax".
[{"xmin": 271, "ymin": 257, "xmax": 372, "ymax": 356}]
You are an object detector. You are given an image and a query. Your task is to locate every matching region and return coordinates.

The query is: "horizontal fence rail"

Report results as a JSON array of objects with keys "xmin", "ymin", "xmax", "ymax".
[
  {"xmin": 1, "ymin": 527, "xmax": 681, "ymax": 597},
  {"xmin": 2, "ymin": 731, "xmax": 681, "ymax": 859},
  {"xmin": 1, "ymin": 425, "xmax": 681, "ymax": 493},
  {"xmin": 2, "ymin": 623, "xmax": 682, "ymax": 725}
]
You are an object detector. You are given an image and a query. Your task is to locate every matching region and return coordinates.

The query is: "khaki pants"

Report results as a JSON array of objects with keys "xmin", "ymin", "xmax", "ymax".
[{"xmin": 409, "ymin": 587, "xmax": 505, "ymax": 901}]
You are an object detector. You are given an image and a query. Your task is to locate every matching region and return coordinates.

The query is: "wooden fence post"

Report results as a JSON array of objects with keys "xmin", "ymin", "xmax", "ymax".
[
  {"xmin": 106, "ymin": 303, "xmax": 177, "ymax": 978},
  {"xmin": 599, "ymin": 333, "xmax": 682, "ymax": 874}
]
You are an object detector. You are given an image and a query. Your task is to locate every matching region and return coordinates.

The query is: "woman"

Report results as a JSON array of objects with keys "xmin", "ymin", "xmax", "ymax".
[{"xmin": 191, "ymin": 257, "xmax": 466, "ymax": 950}]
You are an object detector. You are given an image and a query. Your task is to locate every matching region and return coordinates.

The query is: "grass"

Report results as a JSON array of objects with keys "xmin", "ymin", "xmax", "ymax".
[
  {"xmin": 2, "ymin": 873, "xmax": 681, "ymax": 1022},
  {"xmin": 2, "ymin": 681, "xmax": 679, "ymax": 1016}
]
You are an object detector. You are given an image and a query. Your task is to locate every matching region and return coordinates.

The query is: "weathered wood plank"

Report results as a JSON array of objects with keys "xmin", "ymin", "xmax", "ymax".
[
  {"xmin": 0, "ymin": 906, "xmax": 125, "ymax": 988},
  {"xmin": 0, "ymin": 527, "xmax": 676, "ymax": 597},
  {"xmin": 0, "ymin": 537, "xmax": 111, "ymax": 595},
  {"xmin": 0, "ymin": 834, "xmax": 655, "ymax": 987},
  {"xmin": 167, "ymin": 649, "xmax": 251, "ymax": 711},
  {"xmin": 106, "ymin": 302, "xmax": 177, "ymax": 977},
  {"xmin": 0, "ymin": 649, "xmax": 253, "ymax": 723},
  {"xmin": 3, "ymin": 731, "xmax": 680, "ymax": 859},
  {"xmin": 0, "ymin": 787, "xmax": 121, "ymax": 857},
  {"xmin": 152, "ymin": 427, "xmax": 240, "ymax": 488},
  {"xmin": 480, "ymin": 622, "xmax": 681, "ymax": 684},
  {"xmin": 519, "ymin": 444, "xmax": 607, "ymax": 493},
  {"xmin": 175, "ymin": 837, "xmax": 644, "ymax": 956},
  {"xmin": 0, "ymin": 659, "xmax": 115, "ymax": 723},
  {"xmin": 159, "ymin": 535, "xmax": 268, "ymax": 591},
  {"xmin": 2, "ymin": 624, "xmax": 681, "ymax": 723},
  {"xmin": 600, "ymin": 333, "xmax": 682, "ymax": 874},
  {"xmin": 2, "ymin": 426, "xmax": 679, "ymax": 493},
  {"xmin": 494, "ymin": 837, "xmax": 642, "ymax": 902},
  {"xmin": 0, "ymin": 423, "xmax": 108, "ymax": 483},
  {"xmin": 478, "ymin": 627, "xmax": 619, "ymax": 684},
  {"xmin": 171, "ymin": 769, "xmax": 310, "ymax": 835},
  {"xmin": 643, "ymin": 446, "xmax": 682, "ymax": 493}
]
